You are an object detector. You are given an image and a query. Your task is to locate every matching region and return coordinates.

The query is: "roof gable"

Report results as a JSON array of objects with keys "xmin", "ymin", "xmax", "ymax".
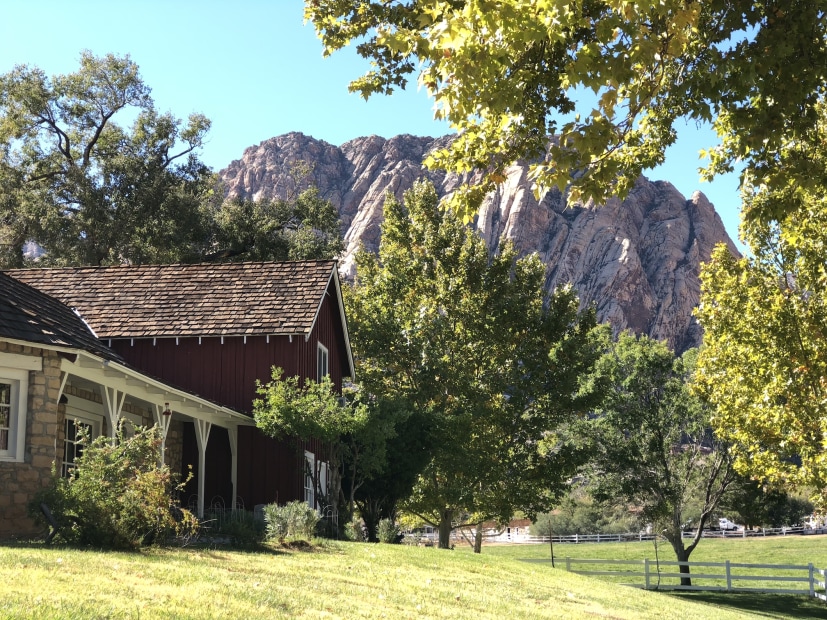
[{"xmin": 8, "ymin": 261, "xmax": 340, "ymax": 339}]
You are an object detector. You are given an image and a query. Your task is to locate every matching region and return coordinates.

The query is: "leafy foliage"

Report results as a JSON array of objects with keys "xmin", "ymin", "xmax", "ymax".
[
  {"xmin": 585, "ymin": 335, "xmax": 736, "ymax": 582},
  {"xmin": 346, "ymin": 179, "xmax": 607, "ymax": 549},
  {"xmin": 30, "ymin": 424, "xmax": 197, "ymax": 550},
  {"xmin": 306, "ymin": 1, "xmax": 827, "ymax": 219},
  {"xmin": 254, "ymin": 368, "xmax": 371, "ymax": 530},
  {"xmin": 719, "ymin": 476, "xmax": 815, "ymax": 529},
  {"xmin": 0, "ymin": 52, "xmax": 215, "ymax": 267},
  {"xmin": 263, "ymin": 500, "xmax": 320, "ymax": 541},
  {"xmin": 376, "ymin": 518, "xmax": 401, "ymax": 544},
  {"xmin": 696, "ymin": 105, "xmax": 827, "ymax": 511},
  {"xmin": 203, "ymin": 507, "xmax": 265, "ymax": 547},
  {"xmin": 531, "ymin": 487, "xmax": 640, "ymax": 536},
  {"xmin": 348, "ymin": 398, "xmax": 432, "ymax": 542},
  {"xmin": 211, "ymin": 187, "xmax": 344, "ymax": 262},
  {"xmin": 0, "ymin": 53, "xmax": 345, "ymax": 268}
]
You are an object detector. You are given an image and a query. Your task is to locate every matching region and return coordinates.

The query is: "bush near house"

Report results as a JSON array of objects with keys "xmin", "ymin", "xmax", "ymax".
[
  {"xmin": 29, "ymin": 424, "xmax": 198, "ymax": 549},
  {"xmin": 263, "ymin": 500, "xmax": 319, "ymax": 541}
]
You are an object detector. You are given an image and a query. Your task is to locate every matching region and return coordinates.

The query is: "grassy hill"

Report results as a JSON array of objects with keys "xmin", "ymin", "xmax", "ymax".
[{"xmin": 1, "ymin": 539, "xmax": 820, "ymax": 619}]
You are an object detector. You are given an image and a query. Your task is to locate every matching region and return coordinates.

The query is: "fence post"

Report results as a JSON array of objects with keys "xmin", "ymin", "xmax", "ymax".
[
  {"xmin": 575, "ymin": 533, "xmax": 579, "ymax": 544},
  {"xmin": 597, "ymin": 533, "xmax": 600, "ymax": 543},
  {"xmin": 644, "ymin": 558, "xmax": 650, "ymax": 590},
  {"xmin": 809, "ymin": 563, "xmax": 815, "ymax": 598},
  {"xmin": 726, "ymin": 560, "xmax": 732, "ymax": 591}
]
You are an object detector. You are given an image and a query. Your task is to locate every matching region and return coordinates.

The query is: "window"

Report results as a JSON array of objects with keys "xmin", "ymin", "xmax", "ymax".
[
  {"xmin": 0, "ymin": 367, "xmax": 30, "ymax": 463},
  {"xmin": 319, "ymin": 461, "xmax": 329, "ymax": 502},
  {"xmin": 304, "ymin": 450, "xmax": 315, "ymax": 509},
  {"xmin": 317, "ymin": 343, "xmax": 329, "ymax": 381},
  {"xmin": 62, "ymin": 409, "xmax": 102, "ymax": 477}
]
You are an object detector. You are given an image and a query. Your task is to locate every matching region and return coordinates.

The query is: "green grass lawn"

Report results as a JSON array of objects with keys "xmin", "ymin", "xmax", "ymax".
[
  {"xmin": 0, "ymin": 539, "xmax": 793, "ymax": 620},
  {"xmin": 464, "ymin": 534, "xmax": 827, "ymax": 619}
]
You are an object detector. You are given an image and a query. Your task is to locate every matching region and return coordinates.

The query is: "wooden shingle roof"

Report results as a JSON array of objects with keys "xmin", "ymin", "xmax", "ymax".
[
  {"xmin": 0, "ymin": 272, "xmax": 123, "ymax": 361},
  {"xmin": 8, "ymin": 261, "xmax": 339, "ymax": 339}
]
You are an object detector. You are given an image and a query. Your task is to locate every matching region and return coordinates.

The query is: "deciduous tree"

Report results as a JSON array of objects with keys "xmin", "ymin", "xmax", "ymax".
[
  {"xmin": 306, "ymin": 1, "xmax": 827, "ymax": 219},
  {"xmin": 0, "ymin": 52, "xmax": 215, "ymax": 267},
  {"xmin": 253, "ymin": 368, "xmax": 370, "ymax": 529},
  {"xmin": 210, "ymin": 187, "xmax": 344, "ymax": 262},
  {"xmin": 696, "ymin": 104, "xmax": 827, "ymax": 510},
  {"xmin": 586, "ymin": 335, "xmax": 736, "ymax": 585},
  {"xmin": 346, "ymin": 179, "xmax": 605, "ymax": 550}
]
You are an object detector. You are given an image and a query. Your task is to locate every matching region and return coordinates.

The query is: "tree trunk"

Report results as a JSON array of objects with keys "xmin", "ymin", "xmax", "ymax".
[
  {"xmin": 473, "ymin": 521, "xmax": 483, "ymax": 553},
  {"xmin": 672, "ymin": 543, "xmax": 692, "ymax": 586},
  {"xmin": 438, "ymin": 509, "xmax": 453, "ymax": 549}
]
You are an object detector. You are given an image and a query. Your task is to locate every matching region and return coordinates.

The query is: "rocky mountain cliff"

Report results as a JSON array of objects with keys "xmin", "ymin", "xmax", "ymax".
[{"xmin": 219, "ymin": 132, "xmax": 740, "ymax": 352}]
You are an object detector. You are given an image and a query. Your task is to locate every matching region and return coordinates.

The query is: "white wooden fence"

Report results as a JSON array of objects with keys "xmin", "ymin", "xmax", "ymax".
[
  {"xmin": 559, "ymin": 557, "xmax": 827, "ymax": 601},
  {"xmin": 517, "ymin": 525, "xmax": 827, "ymax": 545}
]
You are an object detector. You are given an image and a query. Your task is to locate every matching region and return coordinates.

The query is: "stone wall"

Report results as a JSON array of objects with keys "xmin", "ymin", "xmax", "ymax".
[
  {"xmin": 0, "ymin": 342, "xmax": 189, "ymax": 540},
  {"xmin": 0, "ymin": 342, "xmax": 62, "ymax": 539}
]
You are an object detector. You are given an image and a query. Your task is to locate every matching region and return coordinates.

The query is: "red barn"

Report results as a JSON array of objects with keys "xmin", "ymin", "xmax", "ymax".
[{"xmin": 6, "ymin": 260, "xmax": 353, "ymax": 524}]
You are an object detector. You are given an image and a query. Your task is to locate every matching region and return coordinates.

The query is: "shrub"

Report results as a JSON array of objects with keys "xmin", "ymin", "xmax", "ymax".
[
  {"xmin": 344, "ymin": 516, "xmax": 366, "ymax": 542},
  {"xmin": 204, "ymin": 508, "xmax": 265, "ymax": 547},
  {"xmin": 263, "ymin": 500, "xmax": 319, "ymax": 541},
  {"xmin": 377, "ymin": 518, "xmax": 400, "ymax": 543},
  {"xmin": 30, "ymin": 424, "xmax": 197, "ymax": 549}
]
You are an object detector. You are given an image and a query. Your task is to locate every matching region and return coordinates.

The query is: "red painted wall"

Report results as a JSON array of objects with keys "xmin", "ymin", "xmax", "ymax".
[{"xmin": 109, "ymin": 287, "xmax": 349, "ymax": 509}]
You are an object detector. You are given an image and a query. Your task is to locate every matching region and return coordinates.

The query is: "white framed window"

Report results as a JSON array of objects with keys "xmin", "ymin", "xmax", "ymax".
[
  {"xmin": 0, "ymin": 367, "xmax": 30, "ymax": 463},
  {"xmin": 317, "ymin": 343, "xmax": 329, "ymax": 381},
  {"xmin": 318, "ymin": 460, "xmax": 329, "ymax": 510},
  {"xmin": 62, "ymin": 406, "xmax": 102, "ymax": 477},
  {"xmin": 304, "ymin": 450, "xmax": 315, "ymax": 509}
]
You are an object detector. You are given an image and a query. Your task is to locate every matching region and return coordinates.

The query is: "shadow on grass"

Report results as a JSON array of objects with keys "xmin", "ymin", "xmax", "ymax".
[{"xmin": 668, "ymin": 592, "xmax": 826, "ymax": 619}]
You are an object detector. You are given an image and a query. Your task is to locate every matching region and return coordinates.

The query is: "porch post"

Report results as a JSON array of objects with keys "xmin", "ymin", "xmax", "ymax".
[
  {"xmin": 227, "ymin": 426, "xmax": 238, "ymax": 511},
  {"xmin": 193, "ymin": 419, "xmax": 212, "ymax": 519},
  {"xmin": 103, "ymin": 386, "xmax": 126, "ymax": 441},
  {"xmin": 152, "ymin": 403, "xmax": 173, "ymax": 466}
]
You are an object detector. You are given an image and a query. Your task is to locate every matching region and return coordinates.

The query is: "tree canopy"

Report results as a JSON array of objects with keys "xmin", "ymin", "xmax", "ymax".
[
  {"xmin": 306, "ymin": 1, "xmax": 827, "ymax": 219},
  {"xmin": 0, "ymin": 52, "xmax": 345, "ymax": 268},
  {"xmin": 211, "ymin": 187, "xmax": 344, "ymax": 262},
  {"xmin": 696, "ymin": 104, "xmax": 827, "ymax": 511},
  {"xmin": 586, "ymin": 335, "xmax": 735, "ymax": 585},
  {"xmin": 0, "ymin": 52, "xmax": 215, "ymax": 267},
  {"xmin": 346, "ymin": 179, "xmax": 606, "ymax": 549}
]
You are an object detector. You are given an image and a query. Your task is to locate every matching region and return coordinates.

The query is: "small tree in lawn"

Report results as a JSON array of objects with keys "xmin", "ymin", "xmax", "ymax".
[
  {"xmin": 586, "ymin": 334, "xmax": 736, "ymax": 586},
  {"xmin": 254, "ymin": 369, "xmax": 368, "ymax": 528}
]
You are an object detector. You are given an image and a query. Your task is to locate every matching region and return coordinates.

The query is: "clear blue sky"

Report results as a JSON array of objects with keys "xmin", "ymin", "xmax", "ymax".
[{"xmin": 0, "ymin": 1, "xmax": 743, "ymax": 248}]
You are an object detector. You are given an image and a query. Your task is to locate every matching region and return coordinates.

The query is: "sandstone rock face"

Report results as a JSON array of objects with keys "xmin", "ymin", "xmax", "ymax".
[{"xmin": 220, "ymin": 133, "xmax": 739, "ymax": 352}]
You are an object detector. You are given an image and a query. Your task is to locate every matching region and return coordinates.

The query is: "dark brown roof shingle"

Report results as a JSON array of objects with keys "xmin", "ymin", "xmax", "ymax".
[
  {"xmin": 7, "ymin": 261, "xmax": 337, "ymax": 339},
  {"xmin": 0, "ymin": 272, "xmax": 124, "ymax": 361}
]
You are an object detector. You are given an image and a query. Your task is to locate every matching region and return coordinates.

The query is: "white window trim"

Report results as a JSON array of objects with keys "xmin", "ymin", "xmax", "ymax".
[
  {"xmin": 317, "ymin": 343, "xmax": 329, "ymax": 381},
  {"xmin": 62, "ymin": 407, "xmax": 103, "ymax": 477},
  {"xmin": 304, "ymin": 450, "xmax": 315, "ymax": 509},
  {"xmin": 0, "ymin": 366, "xmax": 29, "ymax": 463}
]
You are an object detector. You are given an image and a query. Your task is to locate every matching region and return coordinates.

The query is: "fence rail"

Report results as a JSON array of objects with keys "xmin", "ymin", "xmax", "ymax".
[
  {"xmin": 555, "ymin": 557, "xmax": 827, "ymax": 601},
  {"xmin": 505, "ymin": 526, "xmax": 827, "ymax": 545}
]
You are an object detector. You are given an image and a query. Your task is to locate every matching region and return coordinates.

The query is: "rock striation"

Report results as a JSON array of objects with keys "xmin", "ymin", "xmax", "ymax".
[{"xmin": 219, "ymin": 132, "xmax": 740, "ymax": 352}]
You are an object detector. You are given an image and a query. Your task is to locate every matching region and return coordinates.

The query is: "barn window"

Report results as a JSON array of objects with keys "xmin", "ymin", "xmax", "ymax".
[
  {"xmin": 317, "ymin": 343, "xmax": 329, "ymax": 381},
  {"xmin": 304, "ymin": 450, "xmax": 315, "ymax": 509}
]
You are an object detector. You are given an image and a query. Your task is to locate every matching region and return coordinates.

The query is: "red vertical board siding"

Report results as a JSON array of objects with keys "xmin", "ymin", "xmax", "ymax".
[{"xmin": 108, "ymin": 281, "xmax": 349, "ymax": 508}]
